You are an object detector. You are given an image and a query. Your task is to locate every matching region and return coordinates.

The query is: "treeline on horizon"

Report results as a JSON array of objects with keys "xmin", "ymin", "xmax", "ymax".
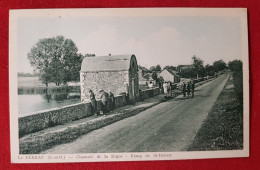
[
  {"xmin": 139, "ymin": 56, "xmax": 243, "ymax": 82},
  {"xmin": 22, "ymin": 35, "xmax": 243, "ymax": 88}
]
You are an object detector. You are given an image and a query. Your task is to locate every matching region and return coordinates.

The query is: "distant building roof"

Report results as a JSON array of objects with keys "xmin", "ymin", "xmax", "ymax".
[
  {"xmin": 81, "ymin": 54, "xmax": 135, "ymax": 72},
  {"xmin": 164, "ymin": 68, "xmax": 179, "ymax": 76}
]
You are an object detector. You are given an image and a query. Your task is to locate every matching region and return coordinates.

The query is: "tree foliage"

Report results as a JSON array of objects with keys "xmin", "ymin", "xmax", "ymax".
[
  {"xmin": 205, "ymin": 64, "xmax": 215, "ymax": 76},
  {"xmin": 228, "ymin": 60, "xmax": 243, "ymax": 104},
  {"xmin": 158, "ymin": 76, "xmax": 164, "ymax": 82},
  {"xmin": 138, "ymin": 65, "xmax": 150, "ymax": 74},
  {"xmin": 150, "ymin": 66, "xmax": 156, "ymax": 72},
  {"xmin": 164, "ymin": 65, "xmax": 177, "ymax": 71},
  {"xmin": 192, "ymin": 55, "xmax": 205, "ymax": 78},
  {"xmin": 143, "ymin": 73, "xmax": 150, "ymax": 80},
  {"xmin": 213, "ymin": 59, "xmax": 227, "ymax": 72},
  {"xmin": 28, "ymin": 36, "xmax": 82, "ymax": 86},
  {"xmin": 179, "ymin": 67, "xmax": 196, "ymax": 78},
  {"xmin": 155, "ymin": 65, "xmax": 162, "ymax": 72},
  {"xmin": 151, "ymin": 72, "xmax": 158, "ymax": 81},
  {"xmin": 228, "ymin": 60, "xmax": 242, "ymax": 72},
  {"xmin": 150, "ymin": 64, "xmax": 161, "ymax": 72},
  {"xmin": 18, "ymin": 72, "xmax": 35, "ymax": 77},
  {"xmin": 85, "ymin": 54, "xmax": 96, "ymax": 57}
]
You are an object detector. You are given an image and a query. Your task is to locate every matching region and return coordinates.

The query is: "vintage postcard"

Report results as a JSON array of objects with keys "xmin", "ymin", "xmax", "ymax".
[{"xmin": 9, "ymin": 8, "xmax": 249, "ymax": 163}]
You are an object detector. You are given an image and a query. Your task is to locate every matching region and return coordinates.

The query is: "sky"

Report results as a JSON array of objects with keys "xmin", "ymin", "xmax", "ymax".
[{"xmin": 17, "ymin": 15, "xmax": 243, "ymax": 73}]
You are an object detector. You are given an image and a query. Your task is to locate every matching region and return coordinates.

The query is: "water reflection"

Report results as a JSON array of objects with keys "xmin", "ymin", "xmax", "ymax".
[{"xmin": 18, "ymin": 92, "xmax": 81, "ymax": 115}]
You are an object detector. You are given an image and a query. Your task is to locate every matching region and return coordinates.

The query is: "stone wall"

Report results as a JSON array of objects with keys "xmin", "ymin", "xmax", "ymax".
[
  {"xmin": 140, "ymin": 87, "xmax": 161, "ymax": 100},
  {"xmin": 19, "ymin": 94, "xmax": 128, "ymax": 137},
  {"xmin": 80, "ymin": 71, "xmax": 129, "ymax": 102},
  {"xmin": 18, "ymin": 102, "xmax": 93, "ymax": 137},
  {"xmin": 114, "ymin": 95, "xmax": 127, "ymax": 107},
  {"xmin": 19, "ymin": 87, "xmax": 160, "ymax": 137}
]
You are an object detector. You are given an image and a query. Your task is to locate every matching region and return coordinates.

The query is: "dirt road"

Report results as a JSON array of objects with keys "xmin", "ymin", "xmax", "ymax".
[{"xmin": 42, "ymin": 74, "xmax": 229, "ymax": 153}]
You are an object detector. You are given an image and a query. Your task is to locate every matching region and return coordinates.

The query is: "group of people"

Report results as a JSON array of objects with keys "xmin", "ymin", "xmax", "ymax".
[
  {"xmin": 162, "ymin": 81, "xmax": 173, "ymax": 97},
  {"xmin": 182, "ymin": 81, "xmax": 195, "ymax": 98},
  {"xmin": 88, "ymin": 89, "xmax": 115, "ymax": 116}
]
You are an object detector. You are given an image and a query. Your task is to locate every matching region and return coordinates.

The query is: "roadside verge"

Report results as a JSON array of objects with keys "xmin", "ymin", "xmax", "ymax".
[{"xmin": 188, "ymin": 74, "xmax": 243, "ymax": 151}]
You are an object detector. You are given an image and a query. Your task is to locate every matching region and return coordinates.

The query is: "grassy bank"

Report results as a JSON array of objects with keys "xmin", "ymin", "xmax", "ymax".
[
  {"xmin": 18, "ymin": 76, "xmax": 80, "ymax": 94},
  {"xmin": 188, "ymin": 73, "xmax": 243, "ymax": 151},
  {"xmin": 18, "ymin": 86, "xmax": 80, "ymax": 95}
]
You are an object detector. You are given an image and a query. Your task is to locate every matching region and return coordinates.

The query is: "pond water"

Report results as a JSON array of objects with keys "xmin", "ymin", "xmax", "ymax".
[{"xmin": 18, "ymin": 93, "xmax": 81, "ymax": 115}]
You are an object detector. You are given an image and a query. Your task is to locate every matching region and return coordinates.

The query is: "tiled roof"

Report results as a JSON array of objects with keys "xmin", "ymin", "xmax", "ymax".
[{"xmin": 81, "ymin": 54, "xmax": 135, "ymax": 72}]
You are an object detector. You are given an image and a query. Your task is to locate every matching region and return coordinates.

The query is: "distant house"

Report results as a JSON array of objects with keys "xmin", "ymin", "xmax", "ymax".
[
  {"xmin": 158, "ymin": 68, "xmax": 180, "ymax": 83},
  {"xmin": 80, "ymin": 54, "xmax": 139, "ymax": 102}
]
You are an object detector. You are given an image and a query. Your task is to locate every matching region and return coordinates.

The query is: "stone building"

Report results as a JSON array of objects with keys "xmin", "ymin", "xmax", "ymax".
[
  {"xmin": 80, "ymin": 54, "xmax": 139, "ymax": 102},
  {"xmin": 158, "ymin": 68, "xmax": 180, "ymax": 83}
]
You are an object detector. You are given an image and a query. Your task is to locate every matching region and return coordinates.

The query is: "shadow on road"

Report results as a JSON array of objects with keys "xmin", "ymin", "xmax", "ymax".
[{"xmin": 174, "ymin": 97, "xmax": 194, "ymax": 101}]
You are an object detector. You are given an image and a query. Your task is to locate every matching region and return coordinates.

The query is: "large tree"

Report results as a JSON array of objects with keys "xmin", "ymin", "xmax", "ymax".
[
  {"xmin": 213, "ymin": 59, "xmax": 227, "ymax": 72},
  {"xmin": 228, "ymin": 60, "xmax": 242, "ymax": 72},
  {"xmin": 27, "ymin": 36, "xmax": 82, "ymax": 86},
  {"xmin": 205, "ymin": 64, "xmax": 214, "ymax": 76},
  {"xmin": 155, "ymin": 64, "xmax": 162, "ymax": 72},
  {"xmin": 150, "ymin": 64, "xmax": 162, "ymax": 72},
  {"xmin": 192, "ymin": 55, "xmax": 205, "ymax": 78},
  {"xmin": 150, "ymin": 66, "xmax": 156, "ymax": 72},
  {"xmin": 151, "ymin": 72, "xmax": 158, "ymax": 81},
  {"xmin": 179, "ymin": 67, "xmax": 196, "ymax": 78}
]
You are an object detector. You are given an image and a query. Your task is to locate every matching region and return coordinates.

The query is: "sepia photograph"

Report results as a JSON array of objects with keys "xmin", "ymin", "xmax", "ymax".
[{"xmin": 9, "ymin": 8, "xmax": 249, "ymax": 163}]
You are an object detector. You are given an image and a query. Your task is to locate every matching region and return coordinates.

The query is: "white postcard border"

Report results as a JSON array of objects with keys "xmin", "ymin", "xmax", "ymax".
[{"xmin": 9, "ymin": 8, "xmax": 249, "ymax": 163}]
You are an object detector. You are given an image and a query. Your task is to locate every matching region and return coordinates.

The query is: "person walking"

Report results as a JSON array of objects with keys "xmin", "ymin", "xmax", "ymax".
[
  {"xmin": 89, "ymin": 90, "xmax": 98, "ymax": 116},
  {"xmin": 169, "ymin": 82, "xmax": 173, "ymax": 97},
  {"xmin": 159, "ymin": 81, "xmax": 163, "ymax": 94},
  {"xmin": 108, "ymin": 90, "xmax": 115, "ymax": 111},
  {"xmin": 187, "ymin": 82, "xmax": 191, "ymax": 98},
  {"xmin": 100, "ymin": 90, "xmax": 109, "ymax": 114},
  {"xmin": 163, "ymin": 82, "xmax": 168, "ymax": 97},
  {"xmin": 183, "ymin": 82, "xmax": 186, "ymax": 97},
  {"xmin": 167, "ymin": 82, "xmax": 171, "ymax": 97},
  {"xmin": 191, "ymin": 81, "xmax": 195, "ymax": 98}
]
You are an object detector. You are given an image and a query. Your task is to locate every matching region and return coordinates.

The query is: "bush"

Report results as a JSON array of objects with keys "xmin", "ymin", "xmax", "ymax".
[
  {"xmin": 233, "ymin": 70, "xmax": 243, "ymax": 105},
  {"xmin": 229, "ymin": 60, "xmax": 243, "ymax": 105}
]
